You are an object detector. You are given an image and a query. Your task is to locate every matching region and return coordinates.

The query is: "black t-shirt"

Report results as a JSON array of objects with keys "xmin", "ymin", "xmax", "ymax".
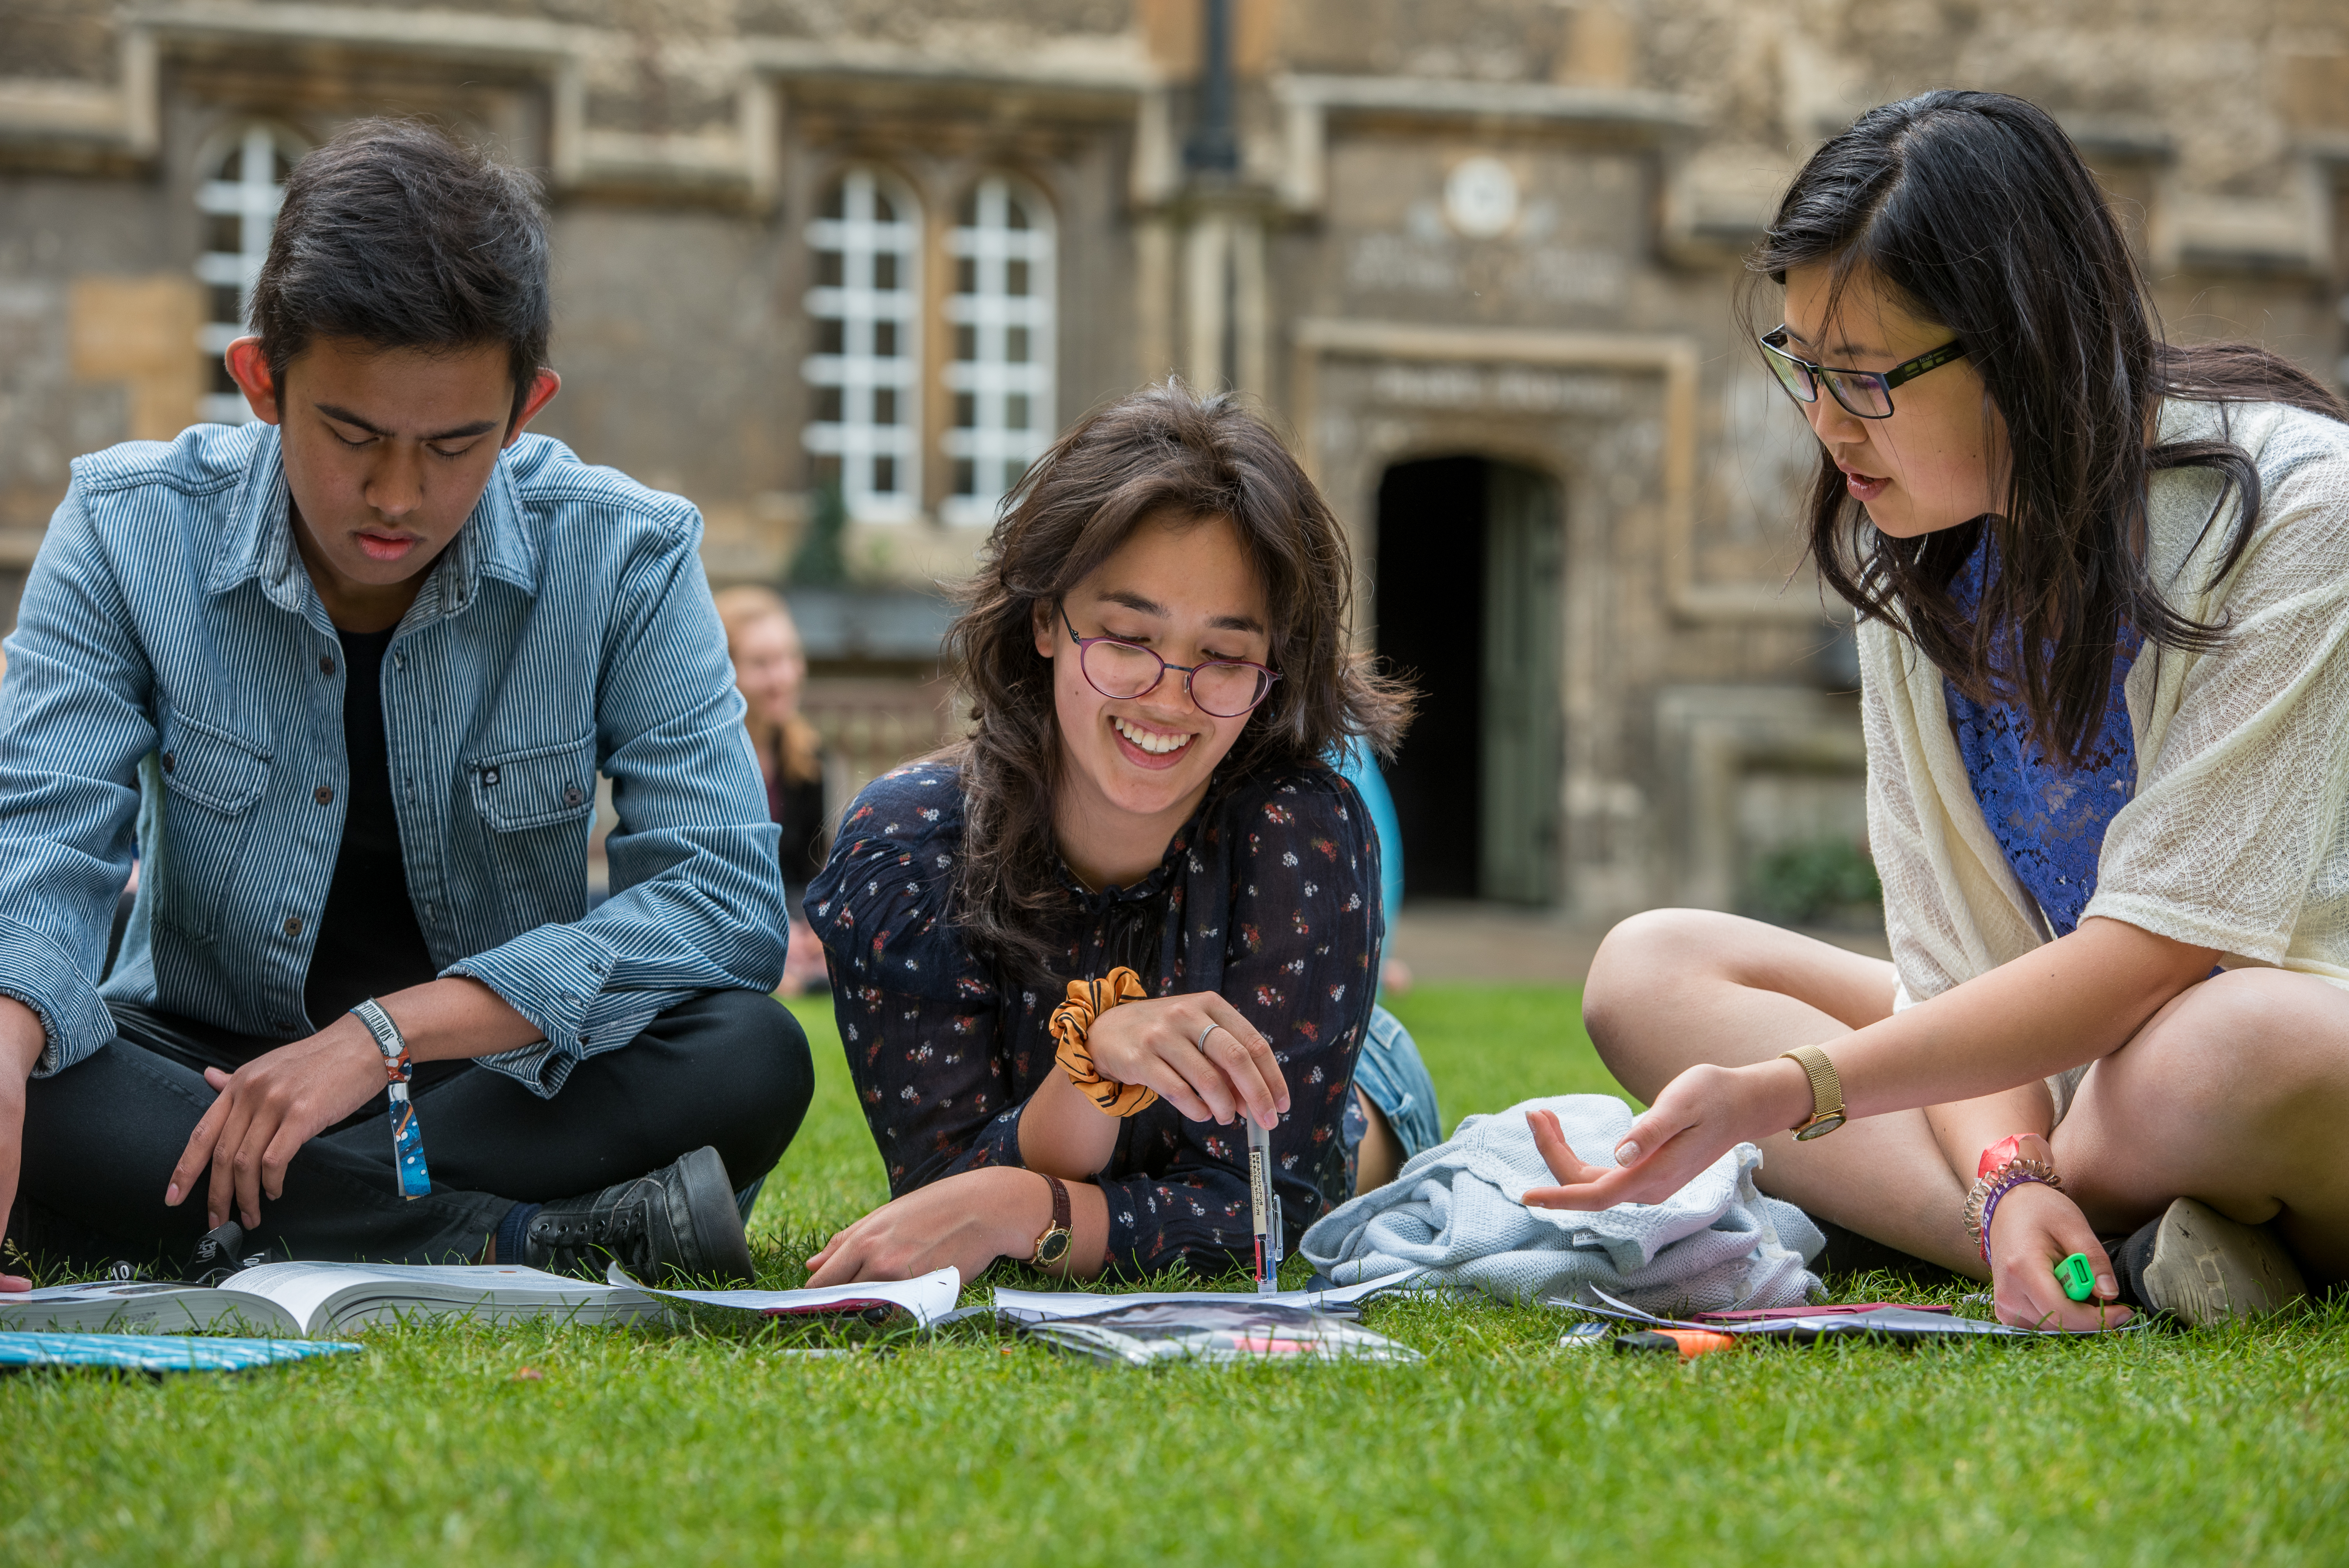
[
  {"xmin": 302, "ymin": 627, "xmax": 440, "ymax": 1028},
  {"xmin": 769, "ymin": 767, "xmax": 829, "ymax": 890}
]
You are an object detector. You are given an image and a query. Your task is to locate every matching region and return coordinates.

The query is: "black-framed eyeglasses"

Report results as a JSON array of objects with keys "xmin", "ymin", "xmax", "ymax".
[
  {"xmin": 1059, "ymin": 606, "xmax": 1281, "ymax": 718},
  {"xmin": 1758, "ymin": 326, "xmax": 1967, "ymax": 420}
]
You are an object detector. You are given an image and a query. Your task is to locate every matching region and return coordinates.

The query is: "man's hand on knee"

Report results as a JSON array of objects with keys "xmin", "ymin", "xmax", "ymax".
[
  {"xmin": 0, "ymin": 997, "xmax": 46, "ymax": 1291},
  {"xmin": 165, "ymin": 1014, "xmax": 387, "ymax": 1232}
]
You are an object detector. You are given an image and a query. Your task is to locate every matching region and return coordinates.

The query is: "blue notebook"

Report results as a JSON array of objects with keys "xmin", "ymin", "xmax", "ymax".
[{"xmin": 0, "ymin": 1332, "xmax": 364, "ymax": 1373}]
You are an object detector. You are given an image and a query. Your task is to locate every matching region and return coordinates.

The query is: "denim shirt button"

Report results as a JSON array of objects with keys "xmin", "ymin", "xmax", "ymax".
[
  {"xmin": 563, "ymin": 785, "xmax": 584, "ymax": 807},
  {"xmin": 283, "ymin": 916, "xmax": 303, "ymax": 937},
  {"xmin": 318, "ymin": 654, "xmax": 335, "ymax": 676},
  {"xmin": 314, "ymin": 786, "xmax": 333, "ymax": 806},
  {"xmin": 160, "ymin": 751, "xmax": 175, "ymax": 773},
  {"xmin": 482, "ymin": 766, "xmax": 501, "ymax": 787}
]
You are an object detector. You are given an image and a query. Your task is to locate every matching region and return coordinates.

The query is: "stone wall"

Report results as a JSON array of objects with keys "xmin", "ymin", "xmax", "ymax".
[{"xmin": 2, "ymin": 0, "xmax": 2345, "ymax": 916}]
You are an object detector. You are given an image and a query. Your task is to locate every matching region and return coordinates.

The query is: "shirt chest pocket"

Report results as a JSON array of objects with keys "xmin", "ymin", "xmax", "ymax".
[
  {"xmin": 153, "ymin": 711, "xmax": 273, "ymax": 940},
  {"xmin": 466, "ymin": 732, "xmax": 598, "ymax": 930},
  {"xmin": 468, "ymin": 732, "xmax": 599, "ymax": 832}
]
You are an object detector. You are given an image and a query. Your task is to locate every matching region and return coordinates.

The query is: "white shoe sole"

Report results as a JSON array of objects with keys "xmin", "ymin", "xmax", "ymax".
[{"xmin": 2141, "ymin": 1197, "xmax": 2306, "ymax": 1326}]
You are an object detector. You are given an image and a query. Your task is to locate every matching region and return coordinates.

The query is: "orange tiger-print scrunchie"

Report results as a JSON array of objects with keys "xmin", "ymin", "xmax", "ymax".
[{"xmin": 1048, "ymin": 966, "xmax": 1158, "ymax": 1117}]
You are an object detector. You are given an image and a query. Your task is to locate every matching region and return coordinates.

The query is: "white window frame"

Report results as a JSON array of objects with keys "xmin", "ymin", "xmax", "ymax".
[
  {"xmin": 194, "ymin": 123, "xmax": 308, "ymax": 425},
  {"xmin": 802, "ymin": 167, "xmax": 924, "ymax": 524},
  {"xmin": 941, "ymin": 175, "xmax": 1057, "ymax": 527}
]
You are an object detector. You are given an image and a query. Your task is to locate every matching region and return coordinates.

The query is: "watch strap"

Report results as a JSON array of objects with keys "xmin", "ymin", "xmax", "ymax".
[
  {"xmin": 1779, "ymin": 1042, "xmax": 1845, "ymax": 1135},
  {"xmin": 1031, "ymin": 1173, "xmax": 1073, "ymax": 1266}
]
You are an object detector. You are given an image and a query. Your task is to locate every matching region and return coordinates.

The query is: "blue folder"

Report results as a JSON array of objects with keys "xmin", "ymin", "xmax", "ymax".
[{"xmin": 0, "ymin": 1332, "xmax": 364, "ymax": 1372}]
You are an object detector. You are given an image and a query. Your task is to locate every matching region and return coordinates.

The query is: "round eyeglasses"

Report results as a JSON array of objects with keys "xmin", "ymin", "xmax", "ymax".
[
  {"xmin": 1758, "ymin": 326, "xmax": 1967, "ymax": 420},
  {"xmin": 1060, "ymin": 608, "xmax": 1280, "ymax": 718}
]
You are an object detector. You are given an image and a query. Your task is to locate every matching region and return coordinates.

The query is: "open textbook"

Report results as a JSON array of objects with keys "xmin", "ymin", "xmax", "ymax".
[
  {"xmin": 1018, "ymin": 1300, "xmax": 1422, "ymax": 1367},
  {"xmin": 1, "ymin": 1262, "xmax": 966, "ymax": 1339},
  {"xmin": 0, "ymin": 1263, "xmax": 662, "ymax": 1336}
]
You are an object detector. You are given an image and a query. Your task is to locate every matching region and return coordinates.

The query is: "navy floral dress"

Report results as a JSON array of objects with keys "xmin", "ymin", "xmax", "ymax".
[{"xmin": 803, "ymin": 760, "xmax": 1382, "ymax": 1278}]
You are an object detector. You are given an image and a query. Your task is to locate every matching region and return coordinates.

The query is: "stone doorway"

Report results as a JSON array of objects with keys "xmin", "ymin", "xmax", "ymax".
[{"xmin": 1374, "ymin": 454, "xmax": 1564, "ymax": 906}]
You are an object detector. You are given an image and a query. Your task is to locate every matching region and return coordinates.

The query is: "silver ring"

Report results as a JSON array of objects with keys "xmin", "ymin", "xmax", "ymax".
[{"xmin": 1197, "ymin": 1023, "xmax": 1221, "ymax": 1054}]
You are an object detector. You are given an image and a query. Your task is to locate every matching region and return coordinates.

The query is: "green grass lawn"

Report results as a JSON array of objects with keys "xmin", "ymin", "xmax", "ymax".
[{"xmin": 5, "ymin": 984, "xmax": 2345, "ymax": 1566}]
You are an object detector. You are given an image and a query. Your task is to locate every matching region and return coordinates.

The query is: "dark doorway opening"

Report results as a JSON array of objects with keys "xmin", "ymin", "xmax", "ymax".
[{"xmin": 1374, "ymin": 455, "xmax": 1563, "ymax": 905}]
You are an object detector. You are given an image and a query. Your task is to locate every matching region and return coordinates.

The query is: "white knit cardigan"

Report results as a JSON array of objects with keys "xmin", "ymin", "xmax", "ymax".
[{"xmin": 1863, "ymin": 398, "xmax": 2349, "ymax": 1024}]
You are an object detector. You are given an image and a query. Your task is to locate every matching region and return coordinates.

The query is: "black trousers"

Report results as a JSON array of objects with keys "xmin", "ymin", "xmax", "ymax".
[{"xmin": 13, "ymin": 989, "xmax": 812, "ymax": 1271}]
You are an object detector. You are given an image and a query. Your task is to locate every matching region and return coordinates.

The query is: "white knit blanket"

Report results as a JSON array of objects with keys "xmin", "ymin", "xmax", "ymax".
[{"xmin": 1299, "ymin": 1095, "xmax": 1823, "ymax": 1313}]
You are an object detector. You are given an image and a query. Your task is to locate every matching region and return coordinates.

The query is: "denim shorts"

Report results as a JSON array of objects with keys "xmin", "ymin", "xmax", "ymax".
[{"xmin": 1340, "ymin": 1004, "xmax": 1444, "ymax": 1194}]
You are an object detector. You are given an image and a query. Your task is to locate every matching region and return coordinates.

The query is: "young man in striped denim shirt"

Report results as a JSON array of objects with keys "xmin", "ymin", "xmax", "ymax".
[{"xmin": 0, "ymin": 121, "xmax": 811, "ymax": 1289}]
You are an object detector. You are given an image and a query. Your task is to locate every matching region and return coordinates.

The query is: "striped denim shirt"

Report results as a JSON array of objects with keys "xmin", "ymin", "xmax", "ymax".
[{"xmin": 0, "ymin": 421, "xmax": 787, "ymax": 1094}]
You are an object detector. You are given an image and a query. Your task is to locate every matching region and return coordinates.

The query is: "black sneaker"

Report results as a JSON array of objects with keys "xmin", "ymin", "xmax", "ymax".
[
  {"xmin": 2115, "ymin": 1197, "xmax": 2305, "ymax": 1327},
  {"xmin": 522, "ymin": 1146, "xmax": 755, "ymax": 1285}
]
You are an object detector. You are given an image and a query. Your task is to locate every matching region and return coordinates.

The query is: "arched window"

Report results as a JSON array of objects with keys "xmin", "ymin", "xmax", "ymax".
[
  {"xmin": 802, "ymin": 167, "xmax": 923, "ymax": 522},
  {"xmin": 943, "ymin": 176, "xmax": 1056, "ymax": 525},
  {"xmin": 195, "ymin": 123, "xmax": 307, "ymax": 424}
]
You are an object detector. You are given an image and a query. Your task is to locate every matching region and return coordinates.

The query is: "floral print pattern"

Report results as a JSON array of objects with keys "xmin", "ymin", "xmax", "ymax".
[{"xmin": 804, "ymin": 762, "xmax": 1380, "ymax": 1278}]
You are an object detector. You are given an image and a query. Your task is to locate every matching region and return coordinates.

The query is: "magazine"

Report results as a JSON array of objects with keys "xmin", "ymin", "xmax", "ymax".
[
  {"xmin": 1556, "ymin": 1287, "xmax": 2137, "ymax": 1340},
  {"xmin": 0, "ymin": 1263, "xmax": 661, "ymax": 1336},
  {"xmin": 1017, "ymin": 1300, "xmax": 1422, "ymax": 1367},
  {"xmin": 992, "ymin": 1268, "xmax": 1419, "ymax": 1325}
]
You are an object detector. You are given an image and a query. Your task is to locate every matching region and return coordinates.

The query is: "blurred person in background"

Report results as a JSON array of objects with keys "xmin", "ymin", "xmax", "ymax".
[{"xmin": 715, "ymin": 586, "xmax": 833, "ymax": 996}]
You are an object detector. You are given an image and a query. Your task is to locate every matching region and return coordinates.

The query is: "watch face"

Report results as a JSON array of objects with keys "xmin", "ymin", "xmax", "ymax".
[
  {"xmin": 1793, "ymin": 1113, "xmax": 1846, "ymax": 1142},
  {"xmin": 1035, "ymin": 1228, "xmax": 1071, "ymax": 1266}
]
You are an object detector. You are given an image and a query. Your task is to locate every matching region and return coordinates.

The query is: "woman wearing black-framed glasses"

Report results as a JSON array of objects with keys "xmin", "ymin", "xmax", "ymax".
[{"xmin": 1534, "ymin": 89, "xmax": 2349, "ymax": 1335}]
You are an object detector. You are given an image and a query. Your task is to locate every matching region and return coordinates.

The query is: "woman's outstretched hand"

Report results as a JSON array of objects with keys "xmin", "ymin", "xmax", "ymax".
[
  {"xmin": 1522, "ymin": 1060, "xmax": 1813, "ymax": 1211},
  {"xmin": 805, "ymin": 1167, "xmax": 1040, "ymax": 1287},
  {"xmin": 1985, "ymin": 1179, "xmax": 2132, "ymax": 1332},
  {"xmin": 1085, "ymin": 993, "xmax": 1289, "ymax": 1130}
]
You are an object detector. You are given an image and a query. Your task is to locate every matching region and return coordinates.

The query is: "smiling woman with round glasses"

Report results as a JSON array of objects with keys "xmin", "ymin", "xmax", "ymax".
[
  {"xmin": 1528, "ymin": 89, "xmax": 2349, "ymax": 1334},
  {"xmin": 798, "ymin": 383, "xmax": 1421, "ymax": 1286}
]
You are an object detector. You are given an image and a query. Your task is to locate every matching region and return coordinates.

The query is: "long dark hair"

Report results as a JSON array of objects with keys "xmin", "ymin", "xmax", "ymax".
[
  {"xmin": 1748, "ymin": 90, "xmax": 2346, "ymax": 765},
  {"xmin": 945, "ymin": 382, "xmax": 1413, "ymax": 978}
]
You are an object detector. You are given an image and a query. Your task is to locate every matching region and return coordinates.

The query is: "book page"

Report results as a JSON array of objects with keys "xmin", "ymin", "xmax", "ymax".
[
  {"xmin": 607, "ymin": 1264, "xmax": 961, "ymax": 1328},
  {"xmin": 228, "ymin": 1262, "xmax": 632, "ymax": 1333}
]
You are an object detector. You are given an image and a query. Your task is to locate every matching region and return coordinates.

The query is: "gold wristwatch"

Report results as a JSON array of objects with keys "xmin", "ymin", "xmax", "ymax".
[
  {"xmin": 1030, "ymin": 1173, "xmax": 1073, "ymax": 1267},
  {"xmin": 1780, "ymin": 1043, "xmax": 1846, "ymax": 1140}
]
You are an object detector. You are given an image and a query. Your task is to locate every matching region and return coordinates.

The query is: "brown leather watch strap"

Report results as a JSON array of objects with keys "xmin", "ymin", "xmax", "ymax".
[
  {"xmin": 1046, "ymin": 1173, "xmax": 1071, "ymax": 1235},
  {"xmin": 1031, "ymin": 1173, "xmax": 1073, "ymax": 1267}
]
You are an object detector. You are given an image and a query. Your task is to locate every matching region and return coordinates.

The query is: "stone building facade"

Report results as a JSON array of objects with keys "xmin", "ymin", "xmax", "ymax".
[{"xmin": 4, "ymin": 0, "xmax": 2346, "ymax": 917}]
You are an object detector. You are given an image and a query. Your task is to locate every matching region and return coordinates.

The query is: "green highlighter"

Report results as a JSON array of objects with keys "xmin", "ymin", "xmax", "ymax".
[{"xmin": 2053, "ymin": 1252, "xmax": 2098, "ymax": 1303}]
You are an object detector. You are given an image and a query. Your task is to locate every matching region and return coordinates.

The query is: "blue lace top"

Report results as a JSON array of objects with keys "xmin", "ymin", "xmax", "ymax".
[{"xmin": 1942, "ymin": 531, "xmax": 2144, "ymax": 937}]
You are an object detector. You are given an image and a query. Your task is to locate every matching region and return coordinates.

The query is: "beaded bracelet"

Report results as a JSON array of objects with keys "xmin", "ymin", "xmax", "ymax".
[
  {"xmin": 1962, "ymin": 1156, "xmax": 2061, "ymax": 1265},
  {"xmin": 1048, "ymin": 966, "xmax": 1159, "ymax": 1117}
]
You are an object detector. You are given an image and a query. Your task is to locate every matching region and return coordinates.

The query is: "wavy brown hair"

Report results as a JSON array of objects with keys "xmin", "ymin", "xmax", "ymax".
[
  {"xmin": 943, "ymin": 382, "xmax": 1413, "ymax": 979},
  {"xmin": 1749, "ymin": 90, "xmax": 2347, "ymax": 766}
]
